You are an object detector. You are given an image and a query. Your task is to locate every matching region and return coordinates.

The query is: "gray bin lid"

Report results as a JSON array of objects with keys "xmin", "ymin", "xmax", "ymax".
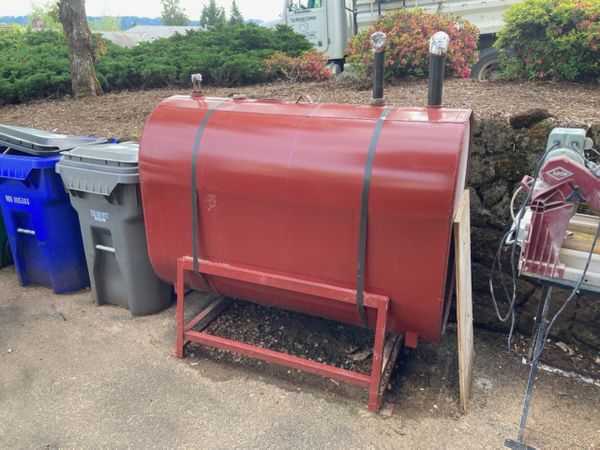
[
  {"xmin": 0, "ymin": 124, "xmax": 107, "ymax": 156},
  {"xmin": 62, "ymin": 141, "xmax": 139, "ymax": 166},
  {"xmin": 56, "ymin": 142, "xmax": 140, "ymax": 196}
]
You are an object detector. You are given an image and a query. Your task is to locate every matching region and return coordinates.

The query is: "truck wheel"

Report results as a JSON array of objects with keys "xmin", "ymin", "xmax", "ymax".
[
  {"xmin": 470, "ymin": 47, "xmax": 501, "ymax": 81},
  {"xmin": 328, "ymin": 62, "xmax": 343, "ymax": 75}
]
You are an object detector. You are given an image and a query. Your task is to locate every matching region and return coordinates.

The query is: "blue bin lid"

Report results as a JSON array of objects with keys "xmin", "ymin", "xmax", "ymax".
[
  {"xmin": 0, "ymin": 153, "xmax": 61, "ymax": 181},
  {"xmin": 0, "ymin": 124, "xmax": 107, "ymax": 157}
]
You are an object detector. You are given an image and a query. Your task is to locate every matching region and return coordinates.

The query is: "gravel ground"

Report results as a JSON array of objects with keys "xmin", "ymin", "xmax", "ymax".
[{"xmin": 0, "ymin": 79, "xmax": 599, "ymax": 141}]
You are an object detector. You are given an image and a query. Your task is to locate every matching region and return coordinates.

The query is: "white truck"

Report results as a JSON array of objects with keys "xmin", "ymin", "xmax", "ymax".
[{"xmin": 282, "ymin": 0, "xmax": 522, "ymax": 79}]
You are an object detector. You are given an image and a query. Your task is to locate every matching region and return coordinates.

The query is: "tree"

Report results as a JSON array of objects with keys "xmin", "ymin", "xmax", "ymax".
[
  {"xmin": 229, "ymin": 0, "xmax": 245, "ymax": 25},
  {"xmin": 58, "ymin": 0, "xmax": 102, "ymax": 98},
  {"xmin": 160, "ymin": 0, "xmax": 190, "ymax": 26},
  {"xmin": 27, "ymin": 1, "xmax": 61, "ymax": 29},
  {"xmin": 200, "ymin": 0, "xmax": 226, "ymax": 28},
  {"xmin": 88, "ymin": 15, "xmax": 122, "ymax": 31}
]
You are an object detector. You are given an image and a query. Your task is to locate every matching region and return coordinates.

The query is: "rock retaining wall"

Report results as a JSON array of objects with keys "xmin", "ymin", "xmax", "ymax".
[{"xmin": 469, "ymin": 111, "xmax": 600, "ymax": 349}]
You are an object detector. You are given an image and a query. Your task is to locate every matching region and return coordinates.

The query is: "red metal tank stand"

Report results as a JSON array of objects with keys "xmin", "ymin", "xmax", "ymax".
[{"xmin": 174, "ymin": 256, "xmax": 403, "ymax": 412}]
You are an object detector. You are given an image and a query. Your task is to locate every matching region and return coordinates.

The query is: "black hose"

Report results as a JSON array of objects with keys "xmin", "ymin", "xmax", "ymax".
[{"xmin": 489, "ymin": 141, "xmax": 560, "ymax": 355}]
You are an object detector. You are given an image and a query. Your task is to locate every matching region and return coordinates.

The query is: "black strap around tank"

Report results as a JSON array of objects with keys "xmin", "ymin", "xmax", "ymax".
[
  {"xmin": 191, "ymin": 99, "xmax": 226, "ymax": 291},
  {"xmin": 356, "ymin": 105, "xmax": 393, "ymax": 327}
]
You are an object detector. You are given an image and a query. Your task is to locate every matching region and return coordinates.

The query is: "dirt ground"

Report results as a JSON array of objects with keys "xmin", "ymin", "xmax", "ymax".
[
  {"xmin": 1, "ymin": 265, "xmax": 599, "ymax": 449},
  {"xmin": 0, "ymin": 79, "xmax": 599, "ymax": 141},
  {"xmin": 205, "ymin": 298, "xmax": 600, "ymax": 381}
]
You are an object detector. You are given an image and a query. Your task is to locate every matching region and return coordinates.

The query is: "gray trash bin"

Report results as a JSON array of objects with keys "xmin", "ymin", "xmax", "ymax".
[{"xmin": 56, "ymin": 142, "xmax": 171, "ymax": 315}]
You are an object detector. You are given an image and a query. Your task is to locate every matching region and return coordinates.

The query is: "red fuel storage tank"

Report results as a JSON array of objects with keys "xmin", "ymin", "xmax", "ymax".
[{"xmin": 139, "ymin": 96, "xmax": 471, "ymax": 343}]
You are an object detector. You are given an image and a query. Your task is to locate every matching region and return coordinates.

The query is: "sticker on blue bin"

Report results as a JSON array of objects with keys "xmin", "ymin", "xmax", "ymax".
[
  {"xmin": 4, "ymin": 195, "xmax": 30, "ymax": 205},
  {"xmin": 90, "ymin": 210, "xmax": 109, "ymax": 223}
]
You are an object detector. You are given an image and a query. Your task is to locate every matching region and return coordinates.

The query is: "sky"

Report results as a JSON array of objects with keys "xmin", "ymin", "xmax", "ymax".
[{"xmin": 2, "ymin": 0, "xmax": 285, "ymax": 22}]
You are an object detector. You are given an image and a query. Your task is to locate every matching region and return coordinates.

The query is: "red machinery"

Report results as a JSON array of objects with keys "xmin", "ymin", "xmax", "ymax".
[
  {"xmin": 497, "ymin": 128, "xmax": 600, "ymax": 449},
  {"xmin": 139, "ymin": 34, "xmax": 471, "ymax": 411},
  {"xmin": 515, "ymin": 128, "xmax": 600, "ymax": 285}
]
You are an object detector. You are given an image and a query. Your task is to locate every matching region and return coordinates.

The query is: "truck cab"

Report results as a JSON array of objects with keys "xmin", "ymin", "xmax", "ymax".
[
  {"xmin": 282, "ymin": 0, "xmax": 522, "ymax": 79},
  {"xmin": 283, "ymin": 0, "xmax": 355, "ymax": 65}
]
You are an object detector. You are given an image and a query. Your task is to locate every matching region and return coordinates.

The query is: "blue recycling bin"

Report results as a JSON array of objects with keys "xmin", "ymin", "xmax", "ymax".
[{"xmin": 0, "ymin": 153, "xmax": 89, "ymax": 293}]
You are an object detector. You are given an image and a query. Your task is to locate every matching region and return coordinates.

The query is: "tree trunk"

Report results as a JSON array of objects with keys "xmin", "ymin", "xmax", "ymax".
[{"xmin": 58, "ymin": 0, "xmax": 102, "ymax": 98}]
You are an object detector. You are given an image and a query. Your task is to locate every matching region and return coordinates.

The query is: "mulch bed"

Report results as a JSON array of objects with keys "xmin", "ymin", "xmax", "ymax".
[{"xmin": 0, "ymin": 79, "xmax": 599, "ymax": 140}]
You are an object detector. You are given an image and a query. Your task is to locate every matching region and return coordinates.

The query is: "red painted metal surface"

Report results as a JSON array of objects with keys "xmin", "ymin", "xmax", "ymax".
[
  {"xmin": 140, "ymin": 96, "xmax": 472, "ymax": 342},
  {"xmin": 520, "ymin": 156, "xmax": 600, "ymax": 278},
  {"xmin": 174, "ymin": 256, "xmax": 402, "ymax": 412}
]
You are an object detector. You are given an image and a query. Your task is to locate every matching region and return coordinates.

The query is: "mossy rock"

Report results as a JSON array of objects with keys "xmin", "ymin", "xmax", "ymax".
[{"xmin": 481, "ymin": 117, "xmax": 515, "ymax": 153}]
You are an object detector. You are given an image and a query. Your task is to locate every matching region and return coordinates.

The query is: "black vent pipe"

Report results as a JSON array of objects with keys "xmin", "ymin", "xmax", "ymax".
[
  {"xmin": 427, "ymin": 31, "xmax": 450, "ymax": 108},
  {"xmin": 370, "ymin": 31, "xmax": 386, "ymax": 106}
]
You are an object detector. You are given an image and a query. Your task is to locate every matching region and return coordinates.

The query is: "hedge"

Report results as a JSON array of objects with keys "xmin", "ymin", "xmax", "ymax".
[
  {"xmin": 496, "ymin": 0, "xmax": 600, "ymax": 81},
  {"xmin": 346, "ymin": 9, "xmax": 479, "ymax": 81},
  {"xmin": 0, "ymin": 24, "xmax": 314, "ymax": 105}
]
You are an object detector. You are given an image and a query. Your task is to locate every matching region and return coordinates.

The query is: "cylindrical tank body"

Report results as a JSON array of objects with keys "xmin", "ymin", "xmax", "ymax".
[{"xmin": 139, "ymin": 96, "xmax": 471, "ymax": 343}]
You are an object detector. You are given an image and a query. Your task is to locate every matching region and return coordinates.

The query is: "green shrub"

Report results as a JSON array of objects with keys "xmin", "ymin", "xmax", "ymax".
[
  {"xmin": 0, "ymin": 24, "xmax": 313, "ymax": 105},
  {"xmin": 496, "ymin": 0, "xmax": 600, "ymax": 81},
  {"xmin": 0, "ymin": 29, "xmax": 71, "ymax": 104},
  {"xmin": 100, "ymin": 24, "xmax": 309, "ymax": 88},
  {"xmin": 346, "ymin": 9, "xmax": 479, "ymax": 81}
]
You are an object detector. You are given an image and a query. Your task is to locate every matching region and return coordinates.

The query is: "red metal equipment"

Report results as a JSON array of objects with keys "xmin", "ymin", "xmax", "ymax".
[
  {"xmin": 498, "ymin": 128, "xmax": 600, "ymax": 448},
  {"xmin": 175, "ymin": 256, "xmax": 404, "ymax": 412},
  {"xmin": 519, "ymin": 156, "xmax": 600, "ymax": 280},
  {"xmin": 139, "ymin": 95, "xmax": 471, "ymax": 410}
]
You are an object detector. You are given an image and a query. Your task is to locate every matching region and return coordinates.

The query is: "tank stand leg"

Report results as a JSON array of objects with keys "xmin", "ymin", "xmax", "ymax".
[
  {"xmin": 173, "ymin": 255, "xmax": 400, "ymax": 412},
  {"xmin": 368, "ymin": 298, "xmax": 390, "ymax": 412},
  {"xmin": 175, "ymin": 258, "xmax": 186, "ymax": 358}
]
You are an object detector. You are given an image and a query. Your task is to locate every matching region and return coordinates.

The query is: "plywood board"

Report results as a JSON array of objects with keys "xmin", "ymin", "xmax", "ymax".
[{"xmin": 454, "ymin": 189, "xmax": 474, "ymax": 414}]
